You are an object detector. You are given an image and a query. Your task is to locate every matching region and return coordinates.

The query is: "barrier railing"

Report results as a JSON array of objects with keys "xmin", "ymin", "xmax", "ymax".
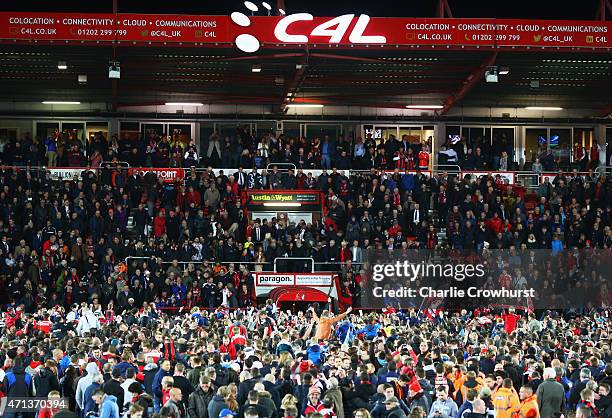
[
  {"xmin": 124, "ymin": 256, "xmax": 359, "ymax": 272},
  {"xmin": 595, "ymin": 165, "xmax": 612, "ymax": 177},
  {"xmin": 267, "ymin": 163, "xmax": 296, "ymax": 172},
  {"xmin": 273, "ymin": 257, "xmax": 314, "ymax": 273},
  {"xmin": 0, "ymin": 164, "xmax": 607, "ymax": 189},
  {"xmin": 101, "ymin": 161, "xmax": 130, "ymax": 168},
  {"xmin": 432, "ymin": 164, "xmax": 462, "ymax": 175}
]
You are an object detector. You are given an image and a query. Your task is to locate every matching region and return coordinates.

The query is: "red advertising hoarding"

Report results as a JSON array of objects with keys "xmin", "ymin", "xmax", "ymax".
[
  {"xmin": 128, "ymin": 167, "xmax": 184, "ymax": 183},
  {"xmin": 0, "ymin": 12, "xmax": 609, "ymax": 50}
]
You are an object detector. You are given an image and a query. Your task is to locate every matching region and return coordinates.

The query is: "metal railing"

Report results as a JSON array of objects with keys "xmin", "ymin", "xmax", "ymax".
[
  {"xmin": 273, "ymin": 257, "xmax": 314, "ymax": 273},
  {"xmin": 0, "ymin": 164, "xmax": 608, "ymax": 189},
  {"xmin": 431, "ymin": 164, "xmax": 462, "ymax": 175},
  {"xmin": 124, "ymin": 256, "xmax": 361, "ymax": 273},
  {"xmin": 267, "ymin": 163, "xmax": 296, "ymax": 172},
  {"xmin": 101, "ymin": 161, "xmax": 130, "ymax": 168},
  {"xmin": 595, "ymin": 165, "xmax": 612, "ymax": 177}
]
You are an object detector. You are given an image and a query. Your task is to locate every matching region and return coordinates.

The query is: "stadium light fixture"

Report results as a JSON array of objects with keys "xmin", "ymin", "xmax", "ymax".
[
  {"xmin": 165, "ymin": 102, "xmax": 204, "ymax": 106},
  {"xmin": 42, "ymin": 101, "xmax": 81, "ymax": 105},
  {"xmin": 485, "ymin": 67, "xmax": 498, "ymax": 83},
  {"xmin": 57, "ymin": 61, "xmax": 67, "ymax": 70},
  {"xmin": 252, "ymin": 64, "xmax": 262, "ymax": 73},
  {"xmin": 525, "ymin": 106, "xmax": 563, "ymax": 111},
  {"xmin": 263, "ymin": 202, "xmax": 302, "ymax": 207},
  {"xmin": 244, "ymin": 1, "xmax": 258, "ymax": 12},
  {"xmin": 406, "ymin": 105, "xmax": 443, "ymax": 109},
  {"xmin": 278, "ymin": 8, "xmax": 286, "ymax": 15},
  {"xmin": 499, "ymin": 67, "xmax": 510, "ymax": 75},
  {"xmin": 262, "ymin": 2, "xmax": 272, "ymax": 15},
  {"xmin": 286, "ymin": 104, "xmax": 323, "ymax": 108}
]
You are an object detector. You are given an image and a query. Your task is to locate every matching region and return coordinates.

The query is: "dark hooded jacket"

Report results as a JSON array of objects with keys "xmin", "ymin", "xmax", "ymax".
[{"xmin": 34, "ymin": 366, "xmax": 60, "ymax": 397}]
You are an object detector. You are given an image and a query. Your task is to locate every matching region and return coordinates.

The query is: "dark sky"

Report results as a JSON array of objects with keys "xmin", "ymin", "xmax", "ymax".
[{"xmin": 0, "ymin": 0, "xmax": 603, "ymax": 20}]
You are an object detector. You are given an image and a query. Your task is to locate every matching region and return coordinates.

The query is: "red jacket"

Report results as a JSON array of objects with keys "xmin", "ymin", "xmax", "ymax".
[
  {"xmin": 487, "ymin": 217, "xmax": 504, "ymax": 235},
  {"xmin": 219, "ymin": 343, "xmax": 237, "ymax": 360},
  {"xmin": 153, "ymin": 216, "xmax": 166, "ymax": 237},
  {"xmin": 186, "ymin": 191, "xmax": 201, "ymax": 207}
]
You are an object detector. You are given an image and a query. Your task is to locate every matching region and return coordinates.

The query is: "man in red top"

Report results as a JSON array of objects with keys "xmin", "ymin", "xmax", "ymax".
[
  {"xmin": 487, "ymin": 213, "xmax": 504, "ymax": 235},
  {"xmin": 498, "ymin": 270, "xmax": 512, "ymax": 289},
  {"xmin": 303, "ymin": 386, "xmax": 325, "ymax": 416},
  {"xmin": 502, "ymin": 308, "xmax": 521, "ymax": 334},
  {"xmin": 37, "ymin": 314, "xmax": 53, "ymax": 334},
  {"xmin": 418, "ymin": 148, "xmax": 430, "ymax": 170},
  {"xmin": 394, "ymin": 149, "xmax": 407, "ymax": 170},
  {"xmin": 38, "ymin": 391, "xmax": 62, "ymax": 418}
]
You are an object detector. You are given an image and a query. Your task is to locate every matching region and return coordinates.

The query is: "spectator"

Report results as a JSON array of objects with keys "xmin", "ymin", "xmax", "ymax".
[{"xmin": 92, "ymin": 387, "xmax": 120, "ymax": 418}]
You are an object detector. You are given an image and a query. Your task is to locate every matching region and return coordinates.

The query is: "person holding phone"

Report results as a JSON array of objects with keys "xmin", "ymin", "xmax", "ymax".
[{"xmin": 428, "ymin": 386, "xmax": 458, "ymax": 418}]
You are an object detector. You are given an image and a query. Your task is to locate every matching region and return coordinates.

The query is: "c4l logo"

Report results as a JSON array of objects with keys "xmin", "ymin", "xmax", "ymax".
[{"xmin": 231, "ymin": 4, "xmax": 387, "ymax": 53}]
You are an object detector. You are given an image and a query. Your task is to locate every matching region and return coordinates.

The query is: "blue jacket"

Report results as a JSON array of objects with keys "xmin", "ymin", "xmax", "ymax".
[
  {"xmin": 59, "ymin": 355, "xmax": 71, "ymax": 377},
  {"xmin": 401, "ymin": 174, "xmax": 415, "ymax": 191},
  {"xmin": 152, "ymin": 368, "xmax": 170, "ymax": 400},
  {"xmin": 384, "ymin": 178, "xmax": 398, "ymax": 192},
  {"xmin": 359, "ymin": 323, "xmax": 381, "ymax": 340},
  {"xmin": 44, "ymin": 137, "xmax": 57, "ymax": 152},
  {"xmin": 97, "ymin": 394, "xmax": 120, "ymax": 418},
  {"xmin": 307, "ymin": 344, "xmax": 325, "ymax": 366},
  {"xmin": 4, "ymin": 365, "xmax": 32, "ymax": 397},
  {"xmin": 113, "ymin": 361, "xmax": 137, "ymax": 378},
  {"xmin": 84, "ymin": 382, "xmax": 102, "ymax": 416},
  {"xmin": 552, "ymin": 239, "xmax": 563, "ymax": 256},
  {"xmin": 335, "ymin": 321, "xmax": 357, "ymax": 344},
  {"xmin": 457, "ymin": 400, "xmax": 473, "ymax": 418}
]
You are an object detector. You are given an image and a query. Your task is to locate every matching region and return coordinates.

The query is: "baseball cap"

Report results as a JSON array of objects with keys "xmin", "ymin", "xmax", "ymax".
[{"xmin": 219, "ymin": 409, "xmax": 236, "ymax": 418}]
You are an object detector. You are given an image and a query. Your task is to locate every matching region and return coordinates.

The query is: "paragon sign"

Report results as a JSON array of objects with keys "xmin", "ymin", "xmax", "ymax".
[{"xmin": 253, "ymin": 272, "xmax": 337, "ymax": 297}]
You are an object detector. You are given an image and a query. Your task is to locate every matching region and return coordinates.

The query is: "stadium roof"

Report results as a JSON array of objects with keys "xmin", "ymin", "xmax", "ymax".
[
  {"xmin": 0, "ymin": 46, "xmax": 609, "ymax": 118},
  {"xmin": 0, "ymin": 0, "xmax": 610, "ymax": 119}
]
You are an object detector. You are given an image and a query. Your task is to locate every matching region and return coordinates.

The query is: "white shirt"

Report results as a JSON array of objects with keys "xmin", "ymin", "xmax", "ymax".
[
  {"xmin": 440, "ymin": 148, "xmax": 458, "ymax": 162},
  {"xmin": 121, "ymin": 378, "xmax": 137, "ymax": 406}
]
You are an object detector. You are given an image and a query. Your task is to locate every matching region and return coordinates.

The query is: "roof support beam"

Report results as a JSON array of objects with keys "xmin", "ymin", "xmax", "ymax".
[
  {"xmin": 437, "ymin": 0, "xmax": 454, "ymax": 18},
  {"xmin": 111, "ymin": 0, "xmax": 119, "ymax": 112},
  {"xmin": 279, "ymin": 53, "xmax": 308, "ymax": 113},
  {"xmin": 439, "ymin": 51, "xmax": 498, "ymax": 116},
  {"xmin": 595, "ymin": 0, "xmax": 612, "ymax": 19},
  {"xmin": 309, "ymin": 53, "xmax": 392, "ymax": 63},
  {"xmin": 597, "ymin": 101, "xmax": 612, "ymax": 117}
]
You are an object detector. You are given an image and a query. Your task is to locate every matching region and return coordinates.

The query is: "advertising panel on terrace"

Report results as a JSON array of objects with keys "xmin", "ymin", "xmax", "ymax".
[{"xmin": 0, "ymin": 12, "xmax": 609, "ymax": 50}]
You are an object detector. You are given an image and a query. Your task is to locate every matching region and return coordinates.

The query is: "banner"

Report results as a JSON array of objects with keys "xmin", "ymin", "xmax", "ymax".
[
  {"xmin": 128, "ymin": 167, "xmax": 184, "ymax": 183},
  {"xmin": 0, "ymin": 13, "xmax": 609, "ymax": 49},
  {"xmin": 49, "ymin": 167, "xmax": 97, "ymax": 180},
  {"xmin": 253, "ymin": 272, "xmax": 336, "ymax": 297},
  {"xmin": 250, "ymin": 193, "xmax": 319, "ymax": 203},
  {"xmin": 246, "ymin": 191, "xmax": 322, "ymax": 206},
  {"xmin": 0, "ymin": 13, "xmax": 230, "ymax": 43}
]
